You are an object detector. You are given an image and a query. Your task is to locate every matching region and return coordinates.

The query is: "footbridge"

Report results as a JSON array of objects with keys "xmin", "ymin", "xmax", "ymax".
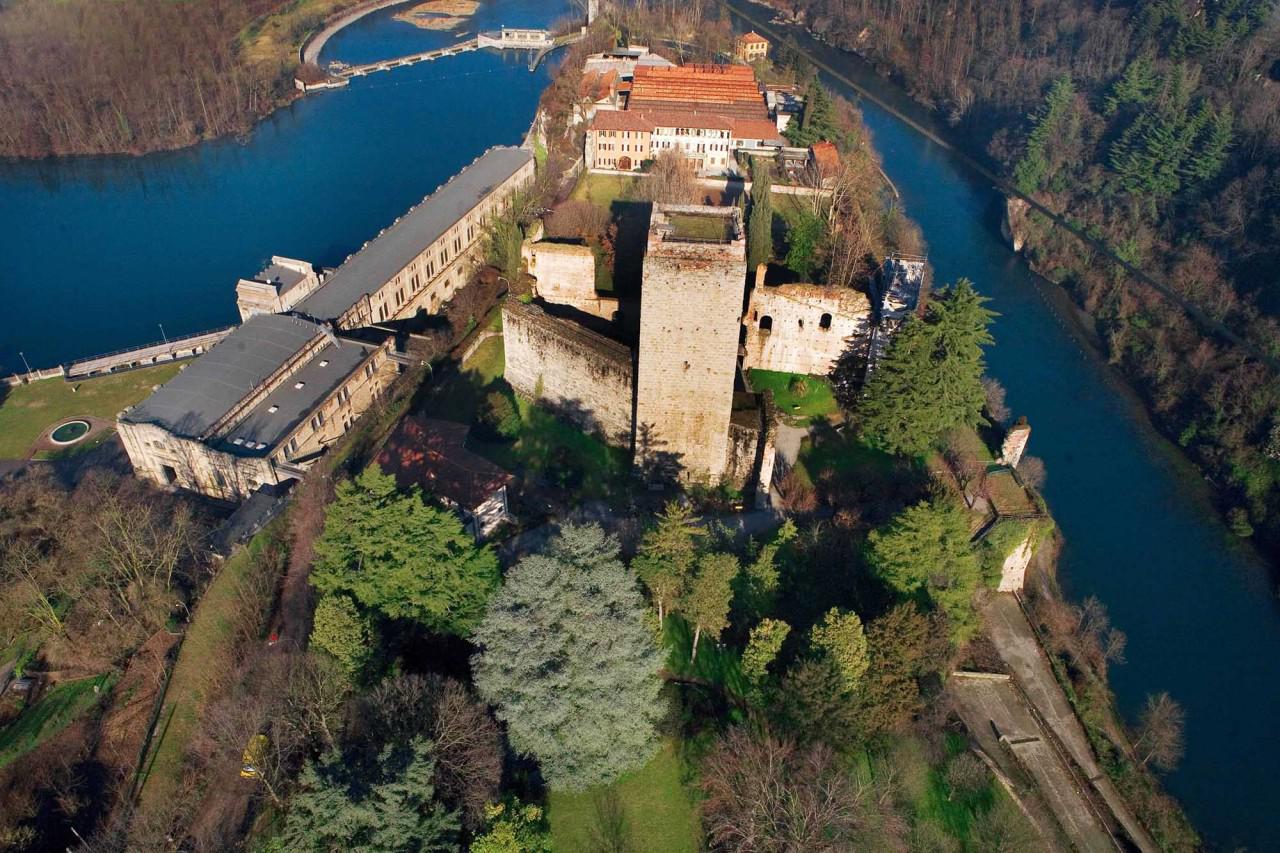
[{"xmin": 300, "ymin": 26, "xmax": 581, "ymax": 90}]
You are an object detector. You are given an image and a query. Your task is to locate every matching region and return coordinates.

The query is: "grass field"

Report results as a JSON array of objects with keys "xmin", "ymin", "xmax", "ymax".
[
  {"xmin": 136, "ymin": 529, "xmax": 280, "ymax": 810},
  {"xmin": 0, "ymin": 363, "xmax": 181, "ymax": 459},
  {"xmin": 0, "ymin": 673, "xmax": 113, "ymax": 769},
  {"xmin": 747, "ymin": 368, "xmax": 839, "ymax": 424},
  {"xmin": 238, "ymin": 0, "xmax": 358, "ymax": 68},
  {"xmin": 428, "ymin": 334, "xmax": 506, "ymax": 423},
  {"xmin": 548, "ymin": 740, "xmax": 701, "ymax": 853},
  {"xmin": 570, "ymin": 173, "xmax": 639, "ymax": 208}
]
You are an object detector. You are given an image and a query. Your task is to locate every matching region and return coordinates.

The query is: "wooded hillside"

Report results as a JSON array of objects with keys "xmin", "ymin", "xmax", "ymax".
[
  {"xmin": 772, "ymin": 0, "xmax": 1280, "ymax": 557},
  {"xmin": 0, "ymin": 0, "xmax": 294, "ymax": 158}
]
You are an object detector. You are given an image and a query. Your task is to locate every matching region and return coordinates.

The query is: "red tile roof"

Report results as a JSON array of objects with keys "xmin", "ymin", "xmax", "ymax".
[
  {"xmin": 628, "ymin": 63, "xmax": 768, "ymax": 120},
  {"xmin": 732, "ymin": 118, "xmax": 785, "ymax": 142},
  {"xmin": 591, "ymin": 109, "xmax": 783, "ymax": 143},
  {"xmin": 376, "ymin": 416, "xmax": 512, "ymax": 511},
  {"xmin": 590, "ymin": 109, "xmax": 659, "ymax": 132},
  {"xmin": 739, "ymin": 31, "xmax": 769, "ymax": 45},
  {"xmin": 810, "ymin": 141, "xmax": 840, "ymax": 174}
]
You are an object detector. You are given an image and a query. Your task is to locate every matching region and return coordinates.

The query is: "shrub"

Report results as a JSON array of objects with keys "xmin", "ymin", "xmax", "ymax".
[{"xmin": 475, "ymin": 389, "xmax": 521, "ymax": 442}]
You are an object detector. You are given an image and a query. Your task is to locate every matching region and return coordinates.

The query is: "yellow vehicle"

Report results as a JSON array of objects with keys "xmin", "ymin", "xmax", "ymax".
[{"xmin": 240, "ymin": 733, "xmax": 268, "ymax": 779}]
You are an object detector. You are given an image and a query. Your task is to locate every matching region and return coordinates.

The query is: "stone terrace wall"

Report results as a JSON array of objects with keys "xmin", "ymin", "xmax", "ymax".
[
  {"xmin": 502, "ymin": 299, "xmax": 635, "ymax": 447},
  {"xmin": 742, "ymin": 283, "xmax": 872, "ymax": 376}
]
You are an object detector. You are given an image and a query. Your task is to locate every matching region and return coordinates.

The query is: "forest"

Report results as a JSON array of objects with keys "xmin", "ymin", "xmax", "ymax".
[
  {"xmin": 766, "ymin": 0, "xmax": 1280, "ymax": 559},
  {"xmin": 0, "ymin": 0, "xmax": 303, "ymax": 158}
]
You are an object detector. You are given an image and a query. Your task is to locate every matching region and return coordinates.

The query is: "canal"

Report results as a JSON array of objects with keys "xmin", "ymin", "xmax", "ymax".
[
  {"xmin": 0, "ymin": 0, "xmax": 567, "ymax": 375},
  {"xmin": 723, "ymin": 3, "xmax": 1280, "ymax": 848}
]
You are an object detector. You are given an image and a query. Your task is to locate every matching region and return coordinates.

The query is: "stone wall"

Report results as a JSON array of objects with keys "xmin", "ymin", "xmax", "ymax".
[
  {"xmin": 523, "ymin": 240, "xmax": 619, "ymax": 320},
  {"xmin": 742, "ymin": 282, "xmax": 872, "ymax": 376},
  {"xmin": 634, "ymin": 205, "xmax": 747, "ymax": 484},
  {"xmin": 502, "ymin": 299, "xmax": 636, "ymax": 447},
  {"xmin": 998, "ymin": 535, "xmax": 1035, "ymax": 592}
]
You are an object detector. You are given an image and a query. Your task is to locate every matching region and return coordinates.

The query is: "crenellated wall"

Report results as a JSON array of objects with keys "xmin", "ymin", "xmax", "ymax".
[
  {"xmin": 523, "ymin": 240, "xmax": 619, "ymax": 320},
  {"xmin": 502, "ymin": 299, "xmax": 635, "ymax": 447},
  {"xmin": 742, "ymin": 282, "xmax": 872, "ymax": 376}
]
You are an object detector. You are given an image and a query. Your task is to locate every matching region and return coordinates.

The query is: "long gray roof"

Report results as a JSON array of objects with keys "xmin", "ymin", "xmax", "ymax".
[
  {"xmin": 122, "ymin": 314, "xmax": 324, "ymax": 438},
  {"xmin": 214, "ymin": 334, "xmax": 373, "ymax": 456},
  {"xmin": 296, "ymin": 147, "xmax": 533, "ymax": 320}
]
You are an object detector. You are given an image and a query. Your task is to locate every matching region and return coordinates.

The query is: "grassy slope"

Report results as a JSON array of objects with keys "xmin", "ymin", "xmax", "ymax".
[
  {"xmin": 135, "ymin": 532, "xmax": 276, "ymax": 810},
  {"xmin": 548, "ymin": 740, "xmax": 701, "ymax": 853},
  {"xmin": 0, "ymin": 674, "xmax": 114, "ymax": 769},
  {"xmin": 239, "ymin": 0, "xmax": 362, "ymax": 69},
  {"xmin": 747, "ymin": 368, "xmax": 838, "ymax": 423},
  {"xmin": 0, "ymin": 363, "xmax": 181, "ymax": 459},
  {"xmin": 569, "ymin": 173, "xmax": 638, "ymax": 208}
]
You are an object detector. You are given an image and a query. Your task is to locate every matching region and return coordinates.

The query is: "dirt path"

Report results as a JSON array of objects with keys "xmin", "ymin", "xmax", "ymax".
[{"xmin": 982, "ymin": 594, "xmax": 1160, "ymax": 853}]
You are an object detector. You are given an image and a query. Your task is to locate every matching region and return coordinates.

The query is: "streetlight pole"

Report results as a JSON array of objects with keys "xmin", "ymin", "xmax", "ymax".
[
  {"xmin": 159, "ymin": 323, "xmax": 168, "ymax": 344},
  {"xmin": 18, "ymin": 351, "xmax": 33, "ymax": 382}
]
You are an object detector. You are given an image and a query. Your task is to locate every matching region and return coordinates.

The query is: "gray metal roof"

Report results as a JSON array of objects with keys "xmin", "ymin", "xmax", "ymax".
[
  {"xmin": 296, "ymin": 147, "xmax": 533, "ymax": 320},
  {"xmin": 214, "ymin": 334, "xmax": 373, "ymax": 456},
  {"xmin": 122, "ymin": 314, "xmax": 324, "ymax": 438},
  {"xmin": 258, "ymin": 262, "xmax": 307, "ymax": 294}
]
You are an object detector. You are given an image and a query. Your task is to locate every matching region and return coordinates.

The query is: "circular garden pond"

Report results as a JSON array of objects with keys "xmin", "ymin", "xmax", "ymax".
[{"xmin": 49, "ymin": 419, "xmax": 91, "ymax": 445}]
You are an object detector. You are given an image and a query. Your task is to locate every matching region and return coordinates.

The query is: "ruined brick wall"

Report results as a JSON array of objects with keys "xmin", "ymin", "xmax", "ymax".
[
  {"xmin": 523, "ymin": 240, "xmax": 619, "ymax": 320},
  {"xmin": 634, "ymin": 205, "xmax": 746, "ymax": 484},
  {"xmin": 742, "ymin": 283, "xmax": 872, "ymax": 376},
  {"xmin": 502, "ymin": 299, "xmax": 635, "ymax": 447}
]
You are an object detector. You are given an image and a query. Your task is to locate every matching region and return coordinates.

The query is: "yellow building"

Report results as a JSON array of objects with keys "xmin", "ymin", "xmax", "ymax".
[{"xmin": 735, "ymin": 31, "xmax": 770, "ymax": 63}]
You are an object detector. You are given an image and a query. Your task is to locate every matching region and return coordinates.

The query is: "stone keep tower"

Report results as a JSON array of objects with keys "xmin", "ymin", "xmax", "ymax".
[{"xmin": 634, "ymin": 205, "xmax": 747, "ymax": 483}]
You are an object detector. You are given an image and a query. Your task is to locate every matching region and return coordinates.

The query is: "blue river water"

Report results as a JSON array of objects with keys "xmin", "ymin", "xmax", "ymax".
[
  {"xmin": 3, "ymin": 0, "xmax": 1278, "ymax": 845},
  {"xmin": 724, "ymin": 9, "xmax": 1280, "ymax": 849},
  {"xmin": 0, "ymin": 0, "xmax": 564, "ymax": 375}
]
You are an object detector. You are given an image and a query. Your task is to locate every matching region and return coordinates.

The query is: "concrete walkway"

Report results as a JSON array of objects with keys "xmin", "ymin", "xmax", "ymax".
[
  {"xmin": 983, "ymin": 594, "xmax": 1160, "ymax": 853},
  {"xmin": 950, "ymin": 672, "xmax": 1111, "ymax": 852}
]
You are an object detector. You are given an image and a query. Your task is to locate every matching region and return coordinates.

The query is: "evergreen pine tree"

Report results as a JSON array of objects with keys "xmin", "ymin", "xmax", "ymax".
[
  {"xmin": 632, "ymin": 500, "xmax": 703, "ymax": 621},
  {"xmin": 310, "ymin": 466, "xmax": 500, "ymax": 636},
  {"xmin": 1013, "ymin": 75, "xmax": 1075, "ymax": 195},
  {"xmin": 472, "ymin": 524, "xmax": 663, "ymax": 791},
  {"xmin": 682, "ymin": 551, "xmax": 740, "ymax": 662},
  {"xmin": 858, "ymin": 279, "xmax": 995, "ymax": 456},
  {"xmin": 747, "ymin": 159, "xmax": 774, "ymax": 272}
]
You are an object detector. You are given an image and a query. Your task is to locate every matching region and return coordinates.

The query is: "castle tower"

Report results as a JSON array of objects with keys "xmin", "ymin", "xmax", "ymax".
[{"xmin": 634, "ymin": 204, "xmax": 747, "ymax": 484}]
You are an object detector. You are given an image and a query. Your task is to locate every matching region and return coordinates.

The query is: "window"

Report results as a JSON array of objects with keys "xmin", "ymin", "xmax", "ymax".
[
  {"xmin": 759, "ymin": 315, "xmax": 773, "ymax": 332},
  {"xmin": 820, "ymin": 313, "xmax": 832, "ymax": 330}
]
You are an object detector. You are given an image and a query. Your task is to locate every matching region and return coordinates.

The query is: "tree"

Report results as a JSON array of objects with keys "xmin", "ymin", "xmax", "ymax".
[
  {"xmin": 309, "ymin": 593, "xmax": 373, "ymax": 676},
  {"xmin": 633, "ymin": 501, "xmax": 703, "ymax": 621},
  {"xmin": 747, "ymin": 158, "xmax": 774, "ymax": 271},
  {"xmin": 809, "ymin": 608, "xmax": 869, "ymax": 691},
  {"xmin": 740, "ymin": 618, "xmax": 791, "ymax": 703},
  {"xmin": 361, "ymin": 674, "xmax": 503, "ymax": 830},
  {"xmin": 282, "ymin": 737, "xmax": 459, "ymax": 851},
  {"xmin": 784, "ymin": 209, "xmax": 825, "ymax": 280},
  {"xmin": 637, "ymin": 150, "xmax": 699, "ymax": 204},
  {"xmin": 310, "ymin": 466, "xmax": 500, "ymax": 636},
  {"xmin": 682, "ymin": 551, "xmax": 740, "ymax": 662},
  {"xmin": 1013, "ymin": 75, "xmax": 1076, "ymax": 195},
  {"xmin": 700, "ymin": 727, "xmax": 865, "ymax": 850},
  {"xmin": 472, "ymin": 524, "xmax": 663, "ymax": 790},
  {"xmin": 785, "ymin": 78, "xmax": 838, "ymax": 146},
  {"xmin": 471, "ymin": 800, "xmax": 552, "ymax": 853},
  {"xmin": 854, "ymin": 603, "xmax": 946, "ymax": 738},
  {"xmin": 858, "ymin": 279, "xmax": 995, "ymax": 456},
  {"xmin": 475, "ymin": 388, "xmax": 521, "ymax": 442},
  {"xmin": 734, "ymin": 519, "xmax": 794, "ymax": 620},
  {"xmin": 1132, "ymin": 691, "xmax": 1186, "ymax": 772},
  {"xmin": 866, "ymin": 497, "xmax": 982, "ymax": 642},
  {"xmin": 981, "ymin": 376, "xmax": 1011, "ymax": 425}
]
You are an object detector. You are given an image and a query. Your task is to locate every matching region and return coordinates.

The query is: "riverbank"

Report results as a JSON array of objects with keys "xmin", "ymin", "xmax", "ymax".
[{"xmin": 722, "ymin": 0, "xmax": 1280, "ymax": 571}]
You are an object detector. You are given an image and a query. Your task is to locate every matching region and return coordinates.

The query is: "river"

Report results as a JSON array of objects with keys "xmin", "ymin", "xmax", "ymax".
[
  {"xmin": 0, "ymin": 0, "xmax": 566, "ymax": 376},
  {"xmin": 723, "ymin": 3, "xmax": 1280, "ymax": 848},
  {"xmin": 3, "ymin": 0, "xmax": 1277, "ymax": 846}
]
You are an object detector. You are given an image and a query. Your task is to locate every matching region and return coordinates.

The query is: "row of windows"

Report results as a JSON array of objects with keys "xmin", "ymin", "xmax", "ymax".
[
  {"xmin": 598, "ymin": 142, "xmax": 644, "ymax": 153},
  {"xmin": 756, "ymin": 312, "xmax": 834, "ymax": 332}
]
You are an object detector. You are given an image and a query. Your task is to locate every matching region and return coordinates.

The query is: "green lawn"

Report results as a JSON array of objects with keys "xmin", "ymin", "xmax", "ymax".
[
  {"xmin": 548, "ymin": 740, "xmax": 701, "ymax": 853},
  {"xmin": 794, "ymin": 429, "xmax": 898, "ymax": 487},
  {"xmin": 0, "ymin": 363, "xmax": 182, "ymax": 458},
  {"xmin": 570, "ymin": 172, "xmax": 639, "ymax": 208},
  {"xmin": 0, "ymin": 673, "xmax": 113, "ymax": 769},
  {"xmin": 747, "ymin": 369, "xmax": 839, "ymax": 424},
  {"xmin": 427, "ymin": 335, "xmax": 506, "ymax": 424}
]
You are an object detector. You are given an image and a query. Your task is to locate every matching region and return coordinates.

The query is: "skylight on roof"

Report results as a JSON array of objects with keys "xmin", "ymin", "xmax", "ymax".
[
  {"xmin": 232, "ymin": 438, "xmax": 245, "ymax": 446},
  {"xmin": 319, "ymin": 360, "xmax": 329, "ymax": 367},
  {"xmin": 268, "ymin": 405, "xmax": 279, "ymax": 413},
  {"xmin": 294, "ymin": 381, "xmax": 305, "ymax": 389}
]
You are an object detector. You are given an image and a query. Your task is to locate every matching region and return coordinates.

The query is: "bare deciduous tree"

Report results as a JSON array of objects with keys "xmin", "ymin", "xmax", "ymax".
[
  {"xmin": 636, "ymin": 151, "xmax": 700, "ymax": 206},
  {"xmin": 982, "ymin": 376, "xmax": 1011, "ymax": 425},
  {"xmin": 1132, "ymin": 692, "xmax": 1185, "ymax": 772},
  {"xmin": 700, "ymin": 727, "xmax": 867, "ymax": 851}
]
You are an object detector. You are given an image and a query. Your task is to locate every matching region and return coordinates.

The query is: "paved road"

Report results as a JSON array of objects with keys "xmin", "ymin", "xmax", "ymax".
[
  {"xmin": 951, "ymin": 673, "xmax": 1112, "ymax": 853},
  {"xmin": 983, "ymin": 594, "xmax": 1160, "ymax": 853}
]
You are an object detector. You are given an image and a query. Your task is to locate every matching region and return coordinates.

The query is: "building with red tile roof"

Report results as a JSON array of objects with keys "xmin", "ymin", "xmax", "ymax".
[{"xmin": 735, "ymin": 31, "xmax": 770, "ymax": 63}]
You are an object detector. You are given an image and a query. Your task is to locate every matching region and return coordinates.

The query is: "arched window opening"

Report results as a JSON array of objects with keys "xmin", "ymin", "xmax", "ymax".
[
  {"xmin": 820, "ymin": 313, "xmax": 832, "ymax": 330},
  {"xmin": 759, "ymin": 315, "xmax": 773, "ymax": 333}
]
